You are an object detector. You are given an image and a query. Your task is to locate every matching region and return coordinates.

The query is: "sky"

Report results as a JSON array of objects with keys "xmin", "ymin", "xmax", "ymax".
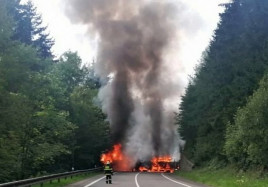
[{"xmin": 23, "ymin": 0, "xmax": 229, "ymax": 84}]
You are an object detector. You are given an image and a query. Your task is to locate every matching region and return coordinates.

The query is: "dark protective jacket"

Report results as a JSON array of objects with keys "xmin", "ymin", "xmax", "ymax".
[{"xmin": 104, "ymin": 164, "xmax": 113, "ymax": 175}]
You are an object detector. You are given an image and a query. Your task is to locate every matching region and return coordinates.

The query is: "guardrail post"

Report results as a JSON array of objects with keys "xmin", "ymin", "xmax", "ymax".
[
  {"xmin": 40, "ymin": 182, "xmax": 43, "ymax": 187},
  {"xmin": 50, "ymin": 180, "xmax": 52, "ymax": 184},
  {"xmin": 58, "ymin": 178, "xmax": 60, "ymax": 183}
]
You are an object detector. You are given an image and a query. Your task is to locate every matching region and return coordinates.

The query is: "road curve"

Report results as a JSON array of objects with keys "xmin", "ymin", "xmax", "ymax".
[{"xmin": 66, "ymin": 172, "xmax": 208, "ymax": 187}]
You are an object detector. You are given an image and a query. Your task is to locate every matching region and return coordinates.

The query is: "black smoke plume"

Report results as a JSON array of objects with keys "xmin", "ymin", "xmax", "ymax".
[{"xmin": 64, "ymin": 0, "xmax": 188, "ymax": 162}]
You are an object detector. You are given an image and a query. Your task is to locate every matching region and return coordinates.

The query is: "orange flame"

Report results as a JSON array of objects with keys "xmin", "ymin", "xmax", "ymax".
[
  {"xmin": 101, "ymin": 144, "xmax": 122, "ymax": 163},
  {"xmin": 100, "ymin": 144, "xmax": 132, "ymax": 171},
  {"xmin": 150, "ymin": 156, "xmax": 174, "ymax": 173},
  {"xmin": 101, "ymin": 144, "xmax": 176, "ymax": 173},
  {"xmin": 139, "ymin": 156, "xmax": 175, "ymax": 173}
]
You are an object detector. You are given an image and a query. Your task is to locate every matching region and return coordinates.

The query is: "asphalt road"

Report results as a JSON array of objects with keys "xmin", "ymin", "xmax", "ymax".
[{"xmin": 66, "ymin": 172, "xmax": 209, "ymax": 187}]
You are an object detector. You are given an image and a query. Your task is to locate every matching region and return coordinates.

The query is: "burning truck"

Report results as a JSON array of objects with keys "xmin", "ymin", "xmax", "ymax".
[
  {"xmin": 100, "ymin": 144, "xmax": 179, "ymax": 173},
  {"xmin": 65, "ymin": 0, "xmax": 186, "ymax": 173}
]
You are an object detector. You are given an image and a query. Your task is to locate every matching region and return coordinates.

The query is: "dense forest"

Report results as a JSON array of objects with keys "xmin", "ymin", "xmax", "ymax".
[
  {"xmin": 0, "ymin": 0, "xmax": 110, "ymax": 183},
  {"xmin": 2, "ymin": 0, "xmax": 268, "ymax": 183},
  {"xmin": 178, "ymin": 0, "xmax": 268, "ymax": 171}
]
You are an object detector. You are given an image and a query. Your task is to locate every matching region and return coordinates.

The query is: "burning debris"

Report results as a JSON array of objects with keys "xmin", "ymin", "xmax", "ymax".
[
  {"xmin": 63, "ymin": 0, "xmax": 194, "ymax": 169},
  {"xmin": 100, "ymin": 144, "xmax": 132, "ymax": 171},
  {"xmin": 138, "ymin": 156, "xmax": 177, "ymax": 173},
  {"xmin": 101, "ymin": 144, "xmax": 178, "ymax": 173}
]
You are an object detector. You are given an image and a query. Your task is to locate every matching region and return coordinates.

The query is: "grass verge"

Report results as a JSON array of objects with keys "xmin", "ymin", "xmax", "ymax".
[
  {"xmin": 175, "ymin": 167, "xmax": 268, "ymax": 187},
  {"xmin": 32, "ymin": 172, "xmax": 101, "ymax": 187}
]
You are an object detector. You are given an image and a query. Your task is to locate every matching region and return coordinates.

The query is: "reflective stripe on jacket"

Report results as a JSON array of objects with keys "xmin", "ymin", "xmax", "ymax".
[{"xmin": 104, "ymin": 165, "xmax": 113, "ymax": 174}]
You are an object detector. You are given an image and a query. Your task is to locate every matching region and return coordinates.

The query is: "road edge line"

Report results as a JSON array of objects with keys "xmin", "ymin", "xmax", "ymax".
[
  {"xmin": 135, "ymin": 172, "xmax": 141, "ymax": 187},
  {"xmin": 84, "ymin": 176, "xmax": 106, "ymax": 187},
  {"xmin": 161, "ymin": 173, "xmax": 192, "ymax": 187}
]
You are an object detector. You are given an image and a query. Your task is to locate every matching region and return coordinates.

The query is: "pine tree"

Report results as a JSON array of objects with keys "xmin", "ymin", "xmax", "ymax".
[
  {"xmin": 9, "ymin": 0, "xmax": 54, "ymax": 58},
  {"xmin": 178, "ymin": 0, "xmax": 268, "ymax": 165}
]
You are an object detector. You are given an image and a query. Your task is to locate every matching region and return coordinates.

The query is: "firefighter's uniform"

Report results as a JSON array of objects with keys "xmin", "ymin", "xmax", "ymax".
[{"xmin": 104, "ymin": 162, "xmax": 113, "ymax": 184}]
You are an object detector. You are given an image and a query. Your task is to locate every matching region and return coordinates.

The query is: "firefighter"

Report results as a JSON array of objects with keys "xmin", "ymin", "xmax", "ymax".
[{"xmin": 104, "ymin": 161, "xmax": 113, "ymax": 184}]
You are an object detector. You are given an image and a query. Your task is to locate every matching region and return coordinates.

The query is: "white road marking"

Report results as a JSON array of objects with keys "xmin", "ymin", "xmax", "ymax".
[
  {"xmin": 161, "ymin": 173, "xmax": 193, "ymax": 187},
  {"xmin": 84, "ymin": 176, "xmax": 106, "ymax": 187},
  {"xmin": 135, "ymin": 172, "xmax": 141, "ymax": 187}
]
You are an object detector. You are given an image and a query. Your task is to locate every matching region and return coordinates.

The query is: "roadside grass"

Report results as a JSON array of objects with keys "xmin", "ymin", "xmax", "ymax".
[
  {"xmin": 32, "ymin": 172, "xmax": 102, "ymax": 187},
  {"xmin": 175, "ymin": 167, "xmax": 268, "ymax": 187}
]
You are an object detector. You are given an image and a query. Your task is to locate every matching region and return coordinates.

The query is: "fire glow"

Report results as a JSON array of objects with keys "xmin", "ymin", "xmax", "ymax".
[
  {"xmin": 66, "ymin": 0, "xmax": 185, "ymax": 170},
  {"xmin": 139, "ymin": 156, "xmax": 175, "ymax": 173},
  {"xmin": 101, "ymin": 144, "xmax": 175, "ymax": 173},
  {"xmin": 100, "ymin": 144, "xmax": 132, "ymax": 171}
]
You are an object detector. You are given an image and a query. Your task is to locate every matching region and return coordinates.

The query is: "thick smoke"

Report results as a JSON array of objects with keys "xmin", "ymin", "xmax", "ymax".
[{"xmin": 64, "ymin": 0, "xmax": 194, "ymax": 163}]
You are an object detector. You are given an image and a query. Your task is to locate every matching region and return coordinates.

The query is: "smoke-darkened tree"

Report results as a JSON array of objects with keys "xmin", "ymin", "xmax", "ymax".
[
  {"xmin": 70, "ymin": 85, "xmax": 110, "ymax": 169},
  {"xmin": 178, "ymin": 0, "xmax": 268, "ymax": 166}
]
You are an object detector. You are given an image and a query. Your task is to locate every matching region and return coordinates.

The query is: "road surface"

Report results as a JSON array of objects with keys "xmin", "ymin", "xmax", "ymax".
[{"xmin": 66, "ymin": 172, "xmax": 209, "ymax": 187}]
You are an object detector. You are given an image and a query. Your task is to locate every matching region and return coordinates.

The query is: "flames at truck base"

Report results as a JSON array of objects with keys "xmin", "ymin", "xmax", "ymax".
[
  {"xmin": 138, "ymin": 156, "xmax": 175, "ymax": 173},
  {"xmin": 101, "ymin": 144, "xmax": 177, "ymax": 173},
  {"xmin": 100, "ymin": 144, "xmax": 132, "ymax": 171}
]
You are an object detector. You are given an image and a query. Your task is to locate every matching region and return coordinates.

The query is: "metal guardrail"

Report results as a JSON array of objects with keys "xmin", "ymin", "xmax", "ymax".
[{"xmin": 0, "ymin": 167, "xmax": 103, "ymax": 187}]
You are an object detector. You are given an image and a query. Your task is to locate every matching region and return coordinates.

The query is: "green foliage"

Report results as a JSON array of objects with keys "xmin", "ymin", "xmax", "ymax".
[
  {"xmin": 176, "ymin": 167, "xmax": 268, "ymax": 187},
  {"xmin": 70, "ymin": 86, "xmax": 110, "ymax": 169},
  {"xmin": 6, "ymin": 0, "xmax": 54, "ymax": 58},
  {"xmin": 178, "ymin": 0, "xmax": 268, "ymax": 165},
  {"xmin": 51, "ymin": 51, "xmax": 86, "ymax": 96},
  {"xmin": 0, "ymin": 0, "xmax": 13, "ymax": 51},
  {"xmin": 225, "ymin": 74, "xmax": 268, "ymax": 169},
  {"xmin": 0, "ymin": 0, "xmax": 109, "ymax": 183}
]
